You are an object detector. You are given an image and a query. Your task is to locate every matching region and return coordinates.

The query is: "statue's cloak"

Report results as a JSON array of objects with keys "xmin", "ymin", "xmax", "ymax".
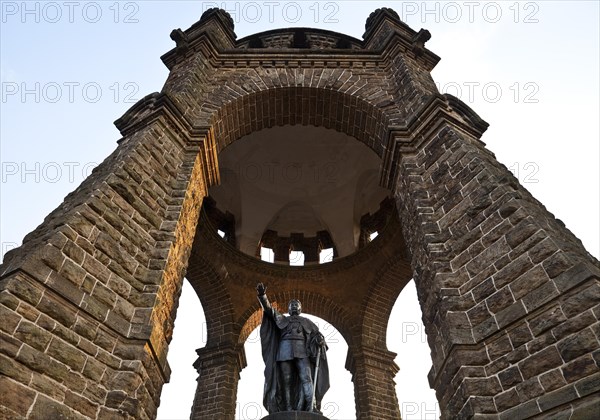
[{"xmin": 260, "ymin": 308, "xmax": 330, "ymax": 413}]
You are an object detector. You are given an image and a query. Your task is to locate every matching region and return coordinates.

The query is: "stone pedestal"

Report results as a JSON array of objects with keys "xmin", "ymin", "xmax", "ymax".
[{"xmin": 262, "ymin": 412, "xmax": 329, "ymax": 420}]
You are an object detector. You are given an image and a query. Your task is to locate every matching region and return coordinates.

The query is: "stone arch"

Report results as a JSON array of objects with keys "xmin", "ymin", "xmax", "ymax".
[
  {"xmin": 206, "ymin": 86, "xmax": 393, "ymax": 159},
  {"xmin": 361, "ymin": 252, "xmax": 413, "ymax": 349},
  {"xmin": 185, "ymin": 253, "xmax": 236, "ymax": 348}
]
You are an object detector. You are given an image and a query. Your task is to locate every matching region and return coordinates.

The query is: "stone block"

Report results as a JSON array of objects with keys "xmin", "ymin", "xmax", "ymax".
[
  {"xmin": 82, "ymin": 357, "xmax": 106, "ymax": 381},
  {"xmin": 0, "ymin": 290, "xmax": 20, "ymax": 310},
  {"xmin": 92, "ymin": 281, "xmax": 118, "ymax": 308},
  {"xmin": 492, "ymin": 254, "xmax": 533, "ymax": 289},
  {"xmin": 0, "ymin": 376, "xmax": 36, "ymax": 417},
  {"xmin": 556, "ymin": 328, "xmax": 599, "ymax": 362},
  {"xmin": 4, "ymin": 276, "xmax": 43, "ymax": 306},
  {"xmin": 529, "ymin": 305, "xmax": 566, "ymax": 337},
  {"xmin": 528, "ymin": 238, "xmax": 558, "ymax": 264},
  {"xmin": 505, "ymin": 220, "xmax": 538, "ymax": 248},
  {"xmin": 16, "ymin": 301, "xmax": 39, "ymax": 322},
  {"xmin": 0, "ymin": 353, "xmax": 32, "ymax": 384},
  {"xmin": 82, "ymin": 295, "xmax": 111, "ymax": 322},
  {"xmin": 30, "ymin": 394, "xmax": 88, "ymax": 420},
  {"xmin": 64, "ymin": 390, "xmax": 99, "ymax": 418},
  {"xmin": 487, "ymin": 333, "xmax": 513, "ymax": 360},
  {"xmin": 553, "ymin": 263, "xmax": 598, "ymax": 294},
  {"xmin": 14, "ymin": 320, "xmax": 52, "ymax": 352},
  {"xmin": 574, "ymin": 371, "xmax": 600, "ymax": 397},
  {"xmin": 47, "ymin": 337, "xmax": 88, "ymax": 372},
  {"xmin": 542, "ymin": 253, "xmax": 573, "ymax": 279},
  {"xmin": 561, "ymin": 355, "xmax": 599, "ymax": 383},
  {"xmin": 72, "ymin": 316, "xmax": 98, "ymax": 342},
  {"xmin": 526, "ymin": 331, "xmax": 557, "ymax": 355},
  {"xmin": 82, "ymin": 382, "xmax": 108, "ymax": 403},
  {"xmin": 507, "ymin": 323, "xmax": 532, "ymax": 348},
  {"xmin": 509, "ymin": 265, "xmax": 549, "ymax": 301},
  {"xmin": 63, "ymin": 241, "xmax": 85, "ymax": 265},
  {"xmin": 560, "ymin": 282, "xmax": 600, "ymax": 318},
  {"xmin": 522, "ymin": 281, "xmax": 560, "ymax": 313},
  {"xmin": 40, "ymin": 244, "xmax": 65, "ymax": 272},
  {"xmin": 30, "ymin": 373, "xmax": 66, "ymax": 402},
  {"xmin": 486, "ymin": 286, "xmax": 514, "ymax": 314},
  {"xmin": 518, "ymin": 346, "xmax": 563, "ymax": 380},
  {"xmin": 498, "ymin": 366, "xmax": 523, "ymax": 389},
  {"xmin": 16, "ymin": 344, "xmax": 69, "ymax": 383},
  {"xmin": 515, "ymin": 377, "xmax": 544, "ymax": 401},
  {"xmin": 45, "ymin": 272, "xmax": 85, "ymax": 307},
  {"xmin": 552, "ymin": 310, "xmax": 596, "ymax": 340},
  {"xmin": 0, "ymin": 302, "xmax": 22, "ymax": 334},
  {"xmin": 539, "ymin": 369, "xmax": 567, "ymax": 392},
  {"xmin": 472, "ymin": 278, "xmax": 496, "ymax": 302},
  {"xmin": 537, "ymin": 385, "xmax": 578, "ymax": 411},
  {"xmin": 498, "ymin": 399, "xmax": 540, "ymax": 419},
  {"xmin": 571, "ymin": 398, "xmax": 600, "ymax": 420},
  {"xmin": 494, "ymin": 388, "xmax": 519, "ymax": 411},
  {"xmin": 495, "ymin": 301, "xmax": 526, "ymax": 330}
]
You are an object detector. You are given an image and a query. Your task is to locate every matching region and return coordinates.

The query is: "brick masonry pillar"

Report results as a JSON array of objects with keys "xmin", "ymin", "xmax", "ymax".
[
  {"xmin": 346, "ymin": 346, "xmax": 401, "ymax": 419},
  {"xmin": 394, "ymin": 123, "xmax": 600, "ymax": 418},
  {"xmin": 190, "ymin": 345, "xmax": 247, "ymax": 419},
  {"xmin": 0, "ymin": 101, "xmax": 214, "ymax": 419}
]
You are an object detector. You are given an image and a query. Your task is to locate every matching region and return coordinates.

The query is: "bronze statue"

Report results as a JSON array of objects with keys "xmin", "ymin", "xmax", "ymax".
[{"xmin": 256, "ymin": 283, "xmax": 330, "ymax": 413}]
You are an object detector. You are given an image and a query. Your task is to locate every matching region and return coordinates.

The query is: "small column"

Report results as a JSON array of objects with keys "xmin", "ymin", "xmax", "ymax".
[
  {"xmin": 190, "ymin": 344, "xmax": 247, "ymax": 419},
  {"xmin": 346, "ymin": 345, "xmax": 401, "ymax": 419}
]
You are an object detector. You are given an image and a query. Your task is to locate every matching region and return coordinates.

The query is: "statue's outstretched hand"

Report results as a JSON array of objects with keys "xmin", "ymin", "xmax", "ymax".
[{"xmin": 256, "ymin": 282, "xmax": 267, "ymax": 296}]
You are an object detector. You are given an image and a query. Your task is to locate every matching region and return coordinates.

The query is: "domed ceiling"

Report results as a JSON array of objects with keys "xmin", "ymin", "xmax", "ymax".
[{"xmin": 208, "ymin": 125, "xmax": 390, "ymax": 260}]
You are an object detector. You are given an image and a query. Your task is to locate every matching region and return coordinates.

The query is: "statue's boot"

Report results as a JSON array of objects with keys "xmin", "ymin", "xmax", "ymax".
[
  {"xmin": 302, "ymin": 382, "xmax": 314, "ymax": 411},
  {"xmin": 284, "ymin": 388, "xmax": 293, "ymax": 411}
]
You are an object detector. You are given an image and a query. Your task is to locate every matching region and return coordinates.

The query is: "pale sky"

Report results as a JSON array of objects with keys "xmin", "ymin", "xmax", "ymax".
[{"xmin": 1, "ymin": 2, "xmax": 598, "ymax": 420}]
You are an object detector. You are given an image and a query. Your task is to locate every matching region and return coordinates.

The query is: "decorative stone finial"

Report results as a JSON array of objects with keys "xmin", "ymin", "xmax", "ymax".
[
  {"xmin": 365, "ymin": 8, "xmax": 401, "ymax": 33},
  {"xmin": 200, "ymin": 7, "xmax": 235, "ymax": 32},
  {"xmin": 170, "ymin": 29, "xmax": 188, "ymax": 49}
]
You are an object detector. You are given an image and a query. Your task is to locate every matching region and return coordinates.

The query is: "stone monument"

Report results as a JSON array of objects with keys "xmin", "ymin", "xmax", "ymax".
[{"xmin": 0, "ymin": 7, "xmax": 598, "ymax": 420}]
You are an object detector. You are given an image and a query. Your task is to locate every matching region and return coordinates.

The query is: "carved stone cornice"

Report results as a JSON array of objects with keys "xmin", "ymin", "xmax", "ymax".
[
  {"xmin": 161, "ymin": 7, "xmax": 439, "ymax": 72},
  {"xmin": 379, "ymin": 94, "xmax": 490, "ymax": 189},
  {"xmin": 345, "ymin": 344, "xmax": 400, "ymax": 376},
  {"xmin": 363, "ymin": 7, "xmax": 440, "ymax": 71},
  {"xmin": 114, "ymin": 92, "xmax": 220, "ymax": 186}
]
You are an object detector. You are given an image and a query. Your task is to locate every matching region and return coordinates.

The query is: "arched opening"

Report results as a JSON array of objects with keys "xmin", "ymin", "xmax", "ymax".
[
  {"xmin": 387, "ymin": 280, "xmax": 439, "ymax": 419},
  {"xmin": 156, "ymin": 279, "xmax": 206, "ymax": 419},
  {"xmin": 235, "ymin": 313, "xmax": 355, "ymax": 419},
  {"xmin": 165, "ymin": 82, "xmax": 412, "ymax": 418}
]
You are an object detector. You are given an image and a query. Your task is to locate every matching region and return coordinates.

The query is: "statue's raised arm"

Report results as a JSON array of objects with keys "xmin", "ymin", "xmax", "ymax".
[
  {"xmin": 256, "ymin": 282, "xmax": 273, "ymax": 313},
  {"xmin": 256, "ymin": 282, "xmax": 266, "ymax": 296}
]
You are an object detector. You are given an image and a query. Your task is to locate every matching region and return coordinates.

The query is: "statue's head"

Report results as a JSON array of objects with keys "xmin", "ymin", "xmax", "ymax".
[{"xmin": 288, "ymin": 299, "xmax": 302, "ymax": 315}]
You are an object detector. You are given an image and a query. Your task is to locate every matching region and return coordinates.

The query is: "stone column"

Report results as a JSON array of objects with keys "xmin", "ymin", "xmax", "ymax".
[
  {"xmin": 394, "ymin": 121, "xmax": 600, "ymax": 418},
  {"xmin": 346, "ymin": 345, "xmax": 401, "ymax": 419},
  {"xmin": 190, "ymin": 345, "xmax": 247, "ymax": 419}
]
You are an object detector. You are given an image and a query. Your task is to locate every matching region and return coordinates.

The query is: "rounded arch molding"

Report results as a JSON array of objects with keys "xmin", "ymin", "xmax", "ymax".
[
  {"xmin": 360, "ymin": 245, "xmax": 413, "ymax": 349},
  {"xmin": 205, "ymin": 86, "xmax": 393, "ymax": 158}
]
